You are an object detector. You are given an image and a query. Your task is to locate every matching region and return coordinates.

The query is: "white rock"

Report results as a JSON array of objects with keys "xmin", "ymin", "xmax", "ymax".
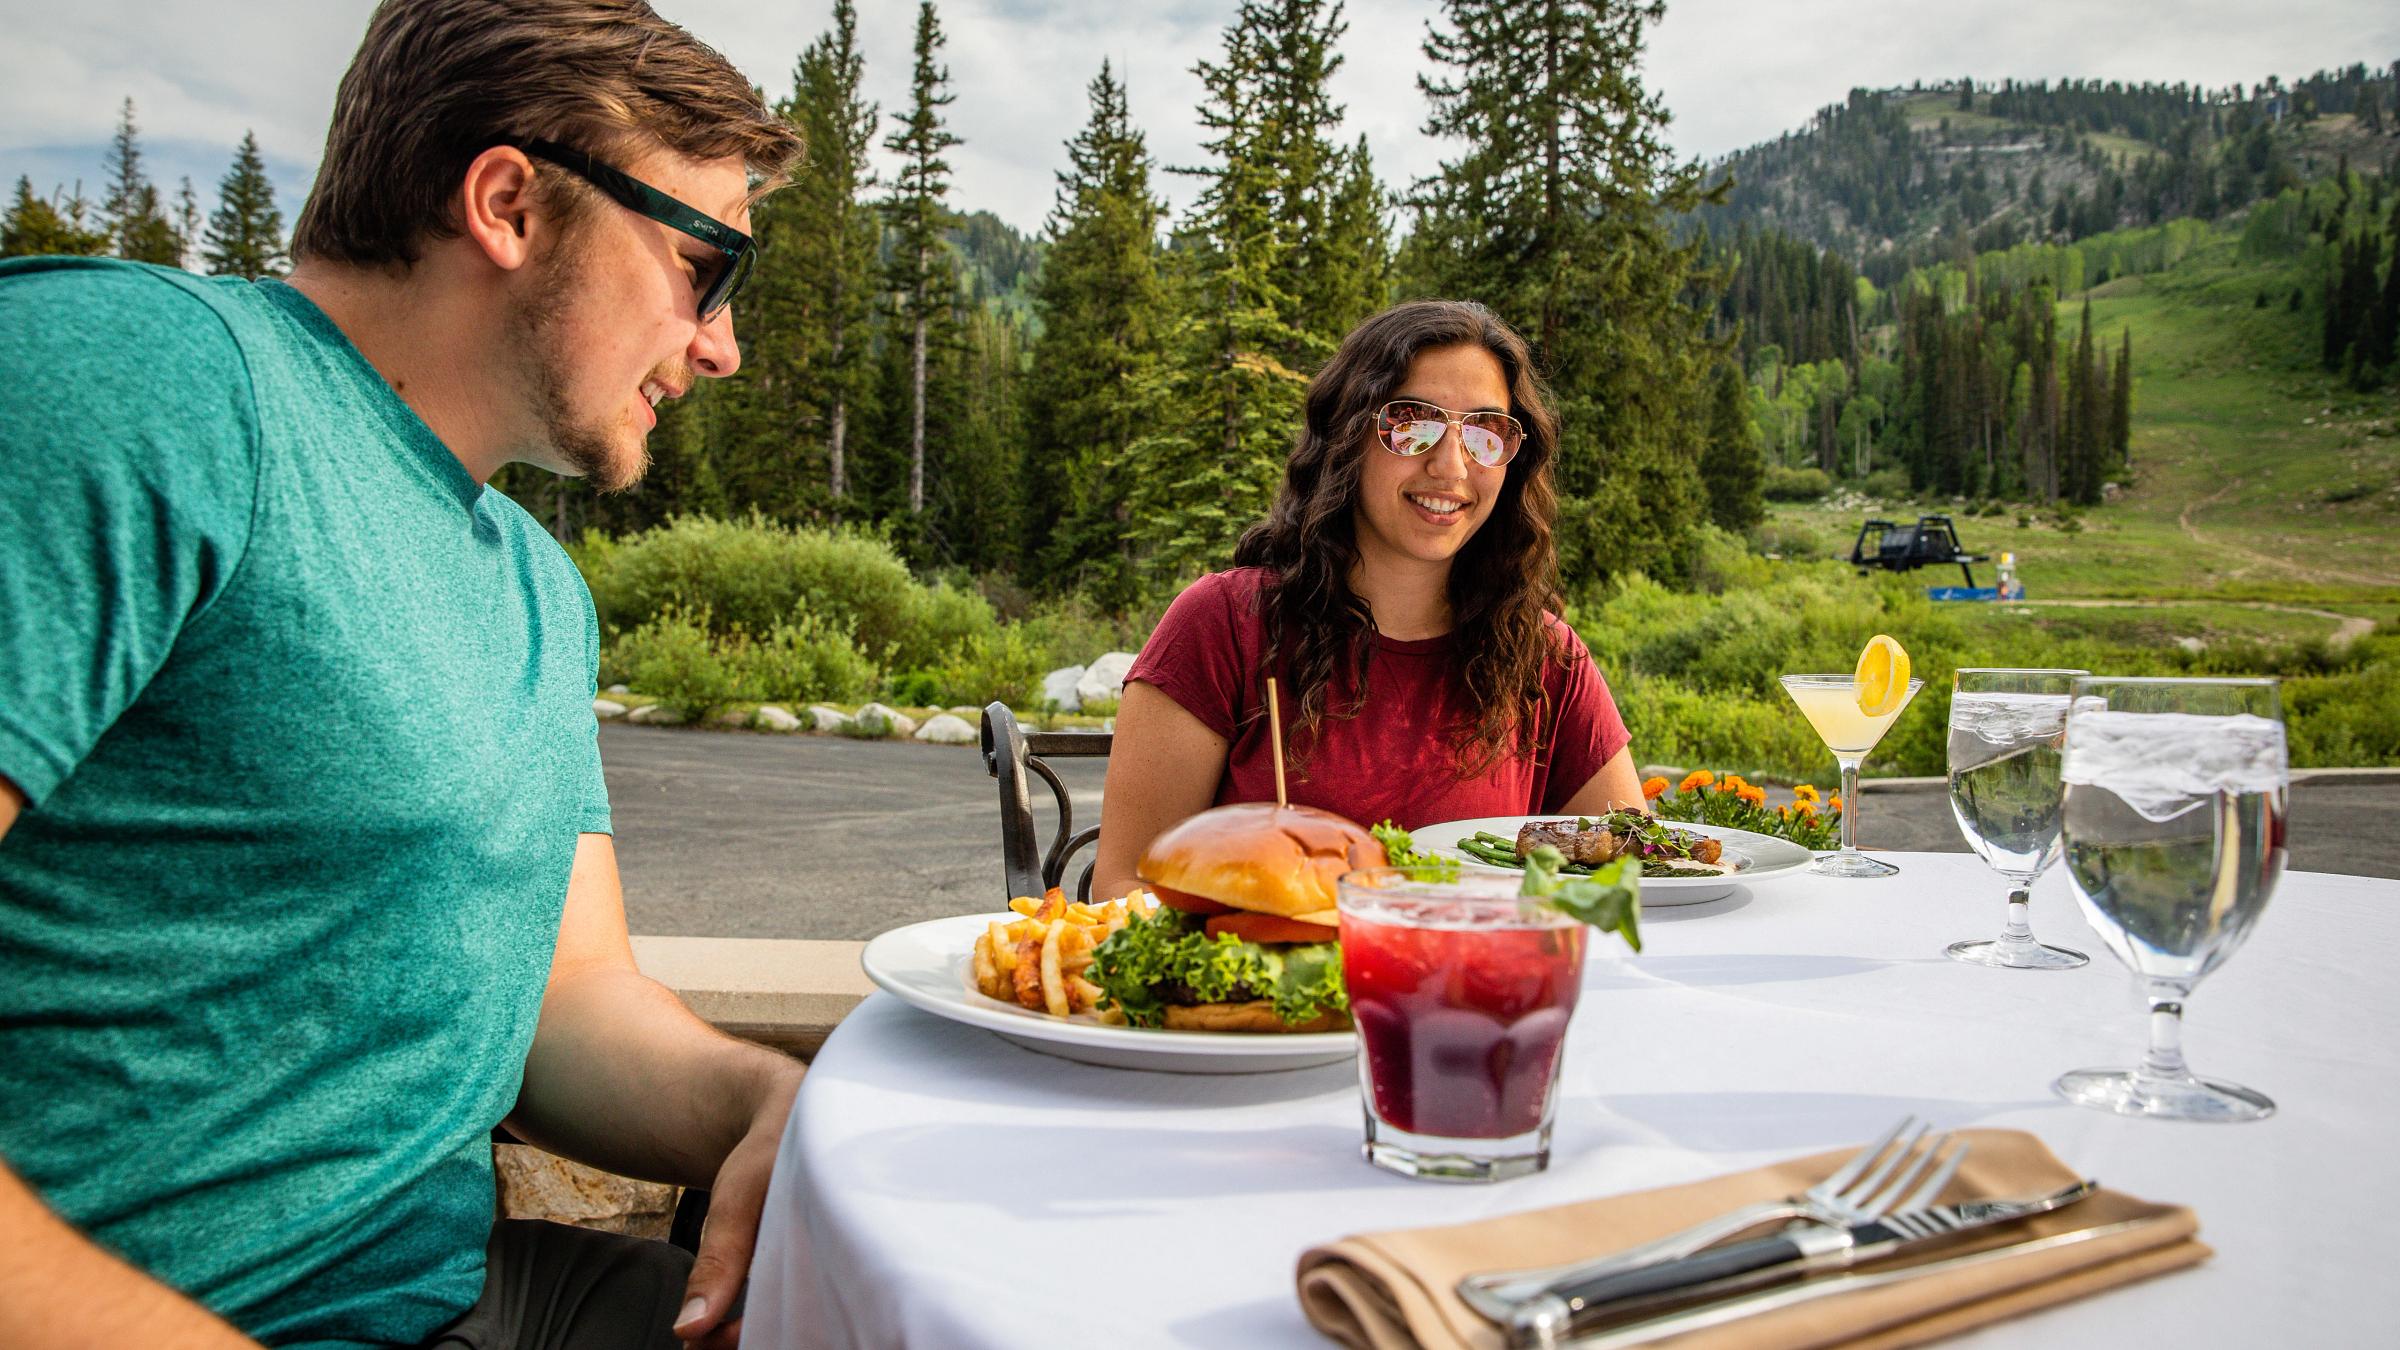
[
  {"xmin": 806, "ymin": 705, "xmax": 853, "ymax": 733},
  {"xmin": 1042, "ymin": 665, "xmax": 1087, "ymax": 711},
  {"xmin": 605, "ymin": 684, "xmax": 631, "ymax": 695},
  {"xmin": 853, "ymin": 702, "xmax": 918, "ymax": 738},
  {"xmin": 2175, "ymin": 636, "xmax": 2207, "ymax": 655},
  {"xmin": 2100, "ymin": 481, "xmax": 2124, "ymax": 503},
  {"xmin": 754, "ymin": 705, "xmax": 803, "ymax": 733},
  {"xmin": 592, "ymin": 699, "xmax": 628, "ymax": 719},
  {"xmin": 948, "ymin": 705, "xmax": 980, "ymax": 718},
  {"xmin": 914, "ymin": 713, "xmax": 977, "ymax": 745},
  {"xmin": 1076, "ymin": 652, "xmax": 1137, "ymax": 707},
  {"xmin": 714, "ymin": 708, "xmax": 753, "ymax": 728},
  {"xmin": 627, "ymin": 704, "xmax": 686, "ymax": 726}
]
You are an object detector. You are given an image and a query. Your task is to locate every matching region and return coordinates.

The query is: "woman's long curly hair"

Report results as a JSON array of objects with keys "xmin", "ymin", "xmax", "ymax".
[{"xmin": 1232, "ymin": 300, "xmax": 1563, "ymax": 777}]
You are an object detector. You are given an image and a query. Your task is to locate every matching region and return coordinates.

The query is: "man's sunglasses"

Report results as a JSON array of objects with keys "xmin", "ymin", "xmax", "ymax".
[
  {"xmin": 1375, "ymin": 399, "xmax": 1526, "ymax": 469},
  {"xmin": 517, "ymin": 139, "xmax": 755, "ymax": 322}
]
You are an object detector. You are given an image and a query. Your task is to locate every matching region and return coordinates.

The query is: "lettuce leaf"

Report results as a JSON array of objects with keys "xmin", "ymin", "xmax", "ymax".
[{"xmin": 1086, "ymin": 905, "xmax": 1347, "ymax": 1029}]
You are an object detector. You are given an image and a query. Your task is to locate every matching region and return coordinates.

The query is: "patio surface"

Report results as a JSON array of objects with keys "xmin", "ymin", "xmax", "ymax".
[{"xmin": 600, "ymin": 724, "xmax": 2399, "ymax": 940}]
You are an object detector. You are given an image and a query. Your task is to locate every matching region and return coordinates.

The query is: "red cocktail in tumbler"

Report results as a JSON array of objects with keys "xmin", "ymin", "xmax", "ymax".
[{"xmin": 1338, "ymin": 867, "xmax": 1587, "ymax": 1182}]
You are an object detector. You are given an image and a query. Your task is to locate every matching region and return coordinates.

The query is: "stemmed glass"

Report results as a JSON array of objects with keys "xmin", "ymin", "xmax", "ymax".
[
  {"xmin": 1944, "ymin": 668, "xmax": 2090, "ymax": 969},
  {"xmin": 2054, "ymin": 676, "xmax": 2288, "ymax": 1122},
  {"xmin": 1778, "ymin": 673, "xmax": 1923, "ymax": 877}
]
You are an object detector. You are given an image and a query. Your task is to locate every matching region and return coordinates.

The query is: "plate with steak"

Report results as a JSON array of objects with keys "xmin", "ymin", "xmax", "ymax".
[{"xmin": 1405, "ymin": 812, "xmax": 1813, "ymax": 905}]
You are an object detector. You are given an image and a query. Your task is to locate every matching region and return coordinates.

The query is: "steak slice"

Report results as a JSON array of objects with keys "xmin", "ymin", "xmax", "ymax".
[{"xmin": 1514, "ymin": 820, "xmax": 1631, "ymax": 866}]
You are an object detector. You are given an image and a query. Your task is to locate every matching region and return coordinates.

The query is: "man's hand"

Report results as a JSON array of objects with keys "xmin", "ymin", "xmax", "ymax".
[{"xmin": 671, "ymin": 1060, "xmax": 802, "ymax": 1349}]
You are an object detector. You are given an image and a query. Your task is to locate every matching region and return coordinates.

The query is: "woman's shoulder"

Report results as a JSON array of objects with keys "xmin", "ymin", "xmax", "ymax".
[{"xmin": 1538, "ymin": 609, "xmax": 1595, "ymax": 662}]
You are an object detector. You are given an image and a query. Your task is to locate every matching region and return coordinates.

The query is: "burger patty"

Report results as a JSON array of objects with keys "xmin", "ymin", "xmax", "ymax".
[{"xmin": 1156, "ymin": 978, "xmax": 1262, "ymax": 1007}]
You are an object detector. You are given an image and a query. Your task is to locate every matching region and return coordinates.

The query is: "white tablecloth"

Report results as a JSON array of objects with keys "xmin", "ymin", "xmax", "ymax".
[{"xmin": 746, "ymin": 856, "xmax": 2400, "ymax": 1348}]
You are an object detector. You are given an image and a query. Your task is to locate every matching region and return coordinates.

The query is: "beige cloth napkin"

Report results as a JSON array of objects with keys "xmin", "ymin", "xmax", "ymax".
[{"xmin": 1297, "ymin": 1129, "xmax": 2207, "ymax": 1350}]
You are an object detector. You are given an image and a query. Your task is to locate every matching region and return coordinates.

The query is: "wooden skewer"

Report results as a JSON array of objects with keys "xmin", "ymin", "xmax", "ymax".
[{"xmin": 1266, "ymin": 677, "xmax": 1289, "ymax": 809}]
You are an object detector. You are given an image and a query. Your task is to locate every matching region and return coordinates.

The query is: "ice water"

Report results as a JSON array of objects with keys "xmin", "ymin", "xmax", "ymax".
[
  {"xmin": 2060, "ymin": 711, "xmax": 2287, "ymax": 984},
  {"xmin": 1948, "ymin": 692, "xmax": 2070, "ymax": 879}
]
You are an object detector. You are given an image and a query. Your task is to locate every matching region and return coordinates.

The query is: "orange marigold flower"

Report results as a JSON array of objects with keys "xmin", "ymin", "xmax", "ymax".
[
  {"xmin": 1737, "ymin": 785, "xmax": 1767, "ymax": 807},
  {"xmin": 1792, "ymin": 784, "xmax": 1821, "ymax": 804},
  {"xmin": 1678, "ymin": 770, "xmax": 1715, "ymax": 793},
  {"xmin": 1829, "ymin": 795, "xmax": 1845, "ymax": 814},
  {"xmin": 1641, "ymin": 776, "xmax": 1670, "ymax": 800}
]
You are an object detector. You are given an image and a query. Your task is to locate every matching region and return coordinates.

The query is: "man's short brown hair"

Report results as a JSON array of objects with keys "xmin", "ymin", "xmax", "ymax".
[{"xmin": 292, "ymin": 0, "xmax": 803, "ymax": 266}]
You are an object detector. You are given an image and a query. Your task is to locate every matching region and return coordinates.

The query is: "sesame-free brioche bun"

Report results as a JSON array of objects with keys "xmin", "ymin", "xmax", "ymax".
[{"xmin": 1136, "ymin": 802, "xmax": 1387, "ymax": 923}]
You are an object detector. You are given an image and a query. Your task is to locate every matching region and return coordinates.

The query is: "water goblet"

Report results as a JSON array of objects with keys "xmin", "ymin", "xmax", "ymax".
[
  {"xmin": 2054, "ymin": 676, "xmax": 2287, "ymax": 1122},
  {"xmin": 1944, "ymin": 668, "xmax": 2090, "ymax": 969}
]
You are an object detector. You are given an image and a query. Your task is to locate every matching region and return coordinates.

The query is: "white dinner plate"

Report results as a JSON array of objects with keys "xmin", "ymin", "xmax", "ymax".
[
  {"xmin": 1406, "ymin": 816, "xmax": 1816, "ymax": 906},
  {"xmin": 858, "ymin": 913, "xmax": 1357, "ymax": 1074}
]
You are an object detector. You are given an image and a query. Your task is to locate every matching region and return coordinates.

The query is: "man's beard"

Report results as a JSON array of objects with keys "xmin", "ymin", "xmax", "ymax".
[{"xmin": 508, "ymin": 249, "xmax": 663, "ymax": 495}]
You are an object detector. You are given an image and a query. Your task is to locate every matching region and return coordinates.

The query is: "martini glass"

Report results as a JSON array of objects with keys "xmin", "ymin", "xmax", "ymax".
[{"xmin": 1779, "ymin": 673, "xmax": 1924, "ymax": 878}]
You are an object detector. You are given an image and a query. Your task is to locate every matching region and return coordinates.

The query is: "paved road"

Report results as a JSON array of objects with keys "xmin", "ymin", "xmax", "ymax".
[{"xmin": 601, "ymin": 724, "xmax": 2399, "ymax": 940}]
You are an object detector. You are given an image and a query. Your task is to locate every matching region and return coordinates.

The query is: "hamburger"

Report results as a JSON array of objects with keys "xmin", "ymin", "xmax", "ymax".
[{"xmin": 1087, "ymin": 802, "xmax": 1387, "ymax": 1033}]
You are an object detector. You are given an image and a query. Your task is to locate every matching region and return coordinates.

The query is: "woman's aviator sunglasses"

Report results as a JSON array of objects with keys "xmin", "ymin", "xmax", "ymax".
[
  {"xmin": 1375, "ymin": 399, "xmax": 1525, "ymax": 469},
  {"xmin": 517, "ymin": 139, "xmax": 755, "ymax": 322}
]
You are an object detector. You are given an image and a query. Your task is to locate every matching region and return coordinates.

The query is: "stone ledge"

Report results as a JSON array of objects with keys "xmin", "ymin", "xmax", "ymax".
[{"xmin": 630, "ymin": 935, "xmax": 876, "ymax": 1059}]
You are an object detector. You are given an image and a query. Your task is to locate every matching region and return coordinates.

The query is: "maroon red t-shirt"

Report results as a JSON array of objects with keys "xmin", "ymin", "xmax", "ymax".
[{"xmin": 1125, "ymin": 568, "xmax": 1631, "ymax": 830}]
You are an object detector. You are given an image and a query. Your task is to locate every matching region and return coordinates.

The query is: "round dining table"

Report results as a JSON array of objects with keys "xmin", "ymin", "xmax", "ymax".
[{"xmin": 744, "ymin": 854, "xmax": 2397, "ymax": 1347}]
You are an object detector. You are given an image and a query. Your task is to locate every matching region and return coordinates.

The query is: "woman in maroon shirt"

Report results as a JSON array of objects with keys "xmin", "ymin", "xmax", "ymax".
[{"xmin": 1090, "ymin": 301, "xmax": 1643, "ymax": 902}]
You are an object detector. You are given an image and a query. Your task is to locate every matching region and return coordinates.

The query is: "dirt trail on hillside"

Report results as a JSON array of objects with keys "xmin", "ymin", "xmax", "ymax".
[
  {"xmin": 2174, "ymin": 479, "xmax": 2400, "ymax": 589},
  {"xmin": 2015, "ymin": 598, "xmax": 2377, "ymax": 647}
]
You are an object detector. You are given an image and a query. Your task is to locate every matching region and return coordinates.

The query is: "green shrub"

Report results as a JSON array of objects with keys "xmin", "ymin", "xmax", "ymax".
[
  {"xmin": 581, "ymin": 514, "xmax": 926, "ymax": 659},
  {"xmin": 1861, "ymin": 468, "xmax": 1910, "ymax": 499},
  {"xmin": 927, "ymin": 626, "xmax": 1047, "ymax": 708},
  {"xmin": 891, "ymin": 580, "xmax": 1001, "ymax": 672},
  {"xmin": 1762, "ymin": 465, "xmax": 1832, "ymax": 501},
  {"xmin": 883, "ymin": 669, "xmax": 943, "ymax": 707},
  {"xmin": 605, "ymin": 607, "xmax": 737, "ymax": 720},
  {"xmin": 725, "ymin": 616, "xmax": 882, "ymax": 705},
  {"xmin": 1014, "ymin": 592, "xmax": 1156, "ymax": 672}
]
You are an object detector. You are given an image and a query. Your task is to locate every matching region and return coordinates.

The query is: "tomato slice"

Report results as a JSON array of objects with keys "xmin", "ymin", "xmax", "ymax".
[
  {"xmin": 1148, "ymin": 884, "xmax": 1235, "ymax": 916},
  {"xmin": 1204, "ymin": 912, "xmax": 1339, "ymax": 945}
]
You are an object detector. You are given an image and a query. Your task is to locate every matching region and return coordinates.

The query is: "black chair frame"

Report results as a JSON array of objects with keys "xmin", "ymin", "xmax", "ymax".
[{"xmin": 981, "ymin": 701, "xmax": 1114, "ymax": 902}]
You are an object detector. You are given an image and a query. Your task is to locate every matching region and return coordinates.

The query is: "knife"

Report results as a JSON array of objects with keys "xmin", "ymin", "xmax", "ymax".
[{"xmin": 1505, "ymin": 1180, "xmax": 2099, "ymax": 1348}]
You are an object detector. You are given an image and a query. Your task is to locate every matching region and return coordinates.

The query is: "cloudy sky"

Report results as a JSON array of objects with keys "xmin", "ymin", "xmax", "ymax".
[{"xmin": 3, "ymin": 0, "xmax": 2393, "ymax": 238}]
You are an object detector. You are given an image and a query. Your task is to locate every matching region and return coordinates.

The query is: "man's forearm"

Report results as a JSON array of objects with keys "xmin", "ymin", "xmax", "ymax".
[
  {"xmin": 504, "ymin": 966, "xmax": 803, "ymax": 1188},
  {"xmin": 0, "ymin": 1159, "xmax": 258, "ymax": 1347}
]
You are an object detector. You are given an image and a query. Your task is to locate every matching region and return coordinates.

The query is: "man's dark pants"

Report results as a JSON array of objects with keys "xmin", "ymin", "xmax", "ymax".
[{"xmin": 418, "ymin": 1219, "xmax": 694, "ymax": 1350}]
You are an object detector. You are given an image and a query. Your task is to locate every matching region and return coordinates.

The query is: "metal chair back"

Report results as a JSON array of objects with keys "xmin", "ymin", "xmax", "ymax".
[{"xmin": 981, "ymin": 701, "xmax": 1113, "ymax": 902}]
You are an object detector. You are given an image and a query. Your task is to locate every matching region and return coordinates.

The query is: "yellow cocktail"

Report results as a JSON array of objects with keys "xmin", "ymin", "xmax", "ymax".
[
  {"xmin": 1781, "ymin": 637, "xmax": 1923, "ymax": 878},
  {"xmin": 1784, "ymin": 678, "xmax": 1915, "ymax": 757}
]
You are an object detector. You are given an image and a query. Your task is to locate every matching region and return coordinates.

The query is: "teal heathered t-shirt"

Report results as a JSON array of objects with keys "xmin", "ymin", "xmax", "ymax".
[{"xmin": 0, "ymin": 258, "xmax": 612, "ymax": 1347}]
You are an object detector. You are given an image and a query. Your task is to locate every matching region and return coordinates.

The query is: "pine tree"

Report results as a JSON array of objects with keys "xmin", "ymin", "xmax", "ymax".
[
  {"xmin": 1249, "ymin": 0, "xmax": 1381, "ymax": 363},
  {"xmin": 2, "ymin": 177, "xmax": 109, "ymax": 257},
  {"xmin": 202, "ymin": 131, "xmax": 287, "ymax": 279},
  {"xmin": 172, "ymin": 178, "xmax": 200, "ymax": 269},
  {"xmin": 1697, "ymin": 361, "xmax": 1763, "ymax": 530},
  {"xmin": 788, "ymin": 0, "xmax": 881, "ymax": 500},
  {"xmin": 1405, "ymin": 0, "xmax": 1724, "ymax": 584},
  {"xmin": 882, "ymin": 1, "xmax": 962, "ymax": 517},
  {"xmin": 99, "ymin": 97, "xmax": 176, "ymax": 264},
  {"xmin": 1023, "ymin": 61, "xmax": 1168, "ymax": 604},
  {"xmin": 119, "ymin": 183, "xmax": 181, "ymax": 266},
  {"xmin": 1130, "ymin": 10, "xmax": 1315, "ymax": 586},
  {"xmin": 2109, "ymin": 327, "xmax": 2133, "ymax": 468}
]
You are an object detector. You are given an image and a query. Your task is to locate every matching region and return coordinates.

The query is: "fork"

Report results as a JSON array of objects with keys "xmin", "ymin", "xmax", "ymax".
[{"xmin": 1456, "ymin": 1117, "xmax": 1967, "ymax": 1323}]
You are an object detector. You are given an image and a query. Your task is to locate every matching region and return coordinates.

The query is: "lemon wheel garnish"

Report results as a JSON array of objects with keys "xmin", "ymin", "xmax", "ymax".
[{"xmin": 1854, "ymin": 634, "xmax": 1910, "ymax": 717}]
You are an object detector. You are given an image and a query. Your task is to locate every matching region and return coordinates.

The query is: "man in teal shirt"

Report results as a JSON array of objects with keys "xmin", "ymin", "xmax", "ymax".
[{"xmin": 0, "ymin": 3, "xmax": 806, "ymax": 1346}]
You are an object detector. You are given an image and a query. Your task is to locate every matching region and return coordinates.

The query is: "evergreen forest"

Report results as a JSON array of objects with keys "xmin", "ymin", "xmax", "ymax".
[{"xmin": 6, "ymin": 3, "xmax": 2397, "ymax": 772}]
